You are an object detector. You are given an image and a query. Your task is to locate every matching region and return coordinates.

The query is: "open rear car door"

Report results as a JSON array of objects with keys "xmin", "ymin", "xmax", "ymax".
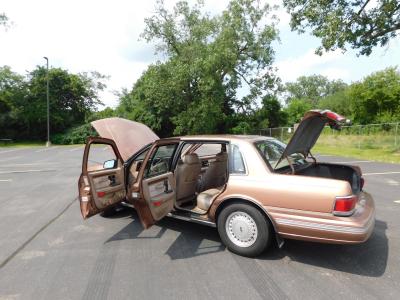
[
  {"xmin": 128, "ymin": 140, "xmax": 180, "ymax": 229},
  {"xmin": 79, "ymin": 137, "xmax": 126, "ymax": 219}
]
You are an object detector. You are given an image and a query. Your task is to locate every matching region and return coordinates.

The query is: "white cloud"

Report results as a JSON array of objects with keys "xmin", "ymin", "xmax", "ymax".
[
  {"xmin": 275, "ymin": 49, "xmax": 349, "ymax": 82},
  {"xmin": 320, "ymin": 68, "xmax": 350, "ymax": 80},
  {"xmin": 1, "ymin": 0, "xmax": 397, "ymax": 108}
]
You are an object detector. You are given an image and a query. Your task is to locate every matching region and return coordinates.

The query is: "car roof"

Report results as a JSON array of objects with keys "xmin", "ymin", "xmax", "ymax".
[{"xmin": 163, "ymin": 134, "xmax": 275, "ymax": 143}]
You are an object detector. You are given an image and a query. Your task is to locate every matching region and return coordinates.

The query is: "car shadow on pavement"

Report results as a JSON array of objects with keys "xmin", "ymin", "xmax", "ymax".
[
  {"xmin": 259, "ymin": 219, "xmax": 388, "ymax": 277},
  {"xmin": 104, "ymin": 208, "xmax": 388, "ymax": 276},
  {"xmin": 104, "ymin": 208, "xmax": 226, "ymax": 259}
]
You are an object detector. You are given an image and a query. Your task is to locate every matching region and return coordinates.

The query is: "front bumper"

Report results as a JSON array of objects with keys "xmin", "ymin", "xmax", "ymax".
[{"xmin": 270, "ymin": 191, "xmax": 375, "ymax": 244}]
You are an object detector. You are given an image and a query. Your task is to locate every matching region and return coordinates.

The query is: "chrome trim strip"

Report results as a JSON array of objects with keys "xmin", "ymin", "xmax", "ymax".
[
  {"xmin": 275, "ymin": 217, "xmax": 373, "ymax": 235},
  {"xmin": 167, "ymin": 212, "xmax": 216, "ymax": 227}
]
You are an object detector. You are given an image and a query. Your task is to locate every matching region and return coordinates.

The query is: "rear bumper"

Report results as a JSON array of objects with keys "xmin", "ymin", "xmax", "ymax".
[{"xmin": 269, "ymin": 191, "xmax": 375, "ymax": 244}]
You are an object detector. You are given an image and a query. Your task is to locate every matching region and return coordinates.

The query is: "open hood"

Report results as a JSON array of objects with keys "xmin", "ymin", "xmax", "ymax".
[
  {"xmin": 278, "ymin": 110, "xmax": 347, "ymax": 165},
  {"xmin": 91, "ymin": 117, "xmax": 159, "ymax": 161}
]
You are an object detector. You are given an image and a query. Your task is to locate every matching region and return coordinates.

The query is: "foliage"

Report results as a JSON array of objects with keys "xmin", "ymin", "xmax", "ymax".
[
  {"xmin": 87, "ymin": 106, "xmax": 117, "ymax": 122},
  {"xmin": 284, "ymin": 99, "xmax": 312, "ymax": 125},
  {"xmin": 283, "ymin": 0, "xmax": 400, "ymax": 56},
  {"xmin": 348, "ymin": 67, "xmax": 400, "ymax": 124},
  {"xmin": 254, "ymin": 95, "xmax": 287, "ymax": 128},
  {"xmin": 0, "ymin": 66, "xmax": 28, "ymax": 139},
  {"xmin": 317, "ymin": 89, "xmax": 353, "ymax": 117},
  {"xmin": 119, "ymin": 0, "xmax": 280, "ymax": 136},
  {"xmin": 0, "ymin": 13, "xmax": 8, "ymax": 27},
  {"xmin": 284, "ymin": 75, "xmax": 347, "ymax": 106},
  {"xmin": 0, "ymin": 65, "xmax": 107, "ymax": 140},
  {"xmin": 52, "ymin": 123, "xmax": 98, "ymax": 145}
]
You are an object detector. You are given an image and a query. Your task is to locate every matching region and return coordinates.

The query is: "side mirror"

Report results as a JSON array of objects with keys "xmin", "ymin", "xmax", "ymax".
[
  {"xmin": 103, "ymin": 159, "xmax": 117, "ymax": 169},
  {"xmin": 136, "ymin": 161, "xmax": 143, "ymax": 171}
]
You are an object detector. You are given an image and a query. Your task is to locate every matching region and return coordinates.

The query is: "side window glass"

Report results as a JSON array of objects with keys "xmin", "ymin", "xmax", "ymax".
[
  {"xmin": 128, "ymin": 148, "xmax": 150, "ymax": 184},
  {"xmin": 87, "ymin": 144, "xmax": 117, "ymax": 172},
  {"xmin": 231, "ymin": 145, "xmax": 246, "ymax": 174},
  {"xmin": 194, "ymin": 144, "xmax": 222, "ymax": 157},
  {"xmin": 144, "ymin": 144, "xmax": 177, "ymax": 178}
]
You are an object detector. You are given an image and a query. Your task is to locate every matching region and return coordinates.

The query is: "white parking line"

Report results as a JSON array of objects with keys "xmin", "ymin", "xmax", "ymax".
[
  {"xmin": 334, "ymin": 160, "xmax": 371, "ymax": 164},
  {"xmin": 0, "ymin": 162, "xmax": 59, "ymax": 167},
  {"xmin": 0, "ymin": 179, "xmax": 12, "ymax": 182},
  {"xmin": 35, "ymin": 146, "xmax": 59, "ymax": 153},
  {"xmin": 0, "ymin": 156, "xmax": 23, "ymax": 162},
  {"xmin": 363, "ymin": 171, "xmax": 400, "ymax": 176},
  {"xmin": 69, "ymin": 146, "xmax": 84, "ymax": 152},
  {"xmin": 386, "ymin": 179, "xmax": 399, "ymax": 186},
  {"xmin": 394, "ymin": 200, "xmax": 400, "ymax": 204},
  {"xmin": 0, "ymin": 169, "xmax": 57, "ymax": 174},
  {"xmin": 0, "ymin": 149, "xmax": 22, "ymax": 154}
]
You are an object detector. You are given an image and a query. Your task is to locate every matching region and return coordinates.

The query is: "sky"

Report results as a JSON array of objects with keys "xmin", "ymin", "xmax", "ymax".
[{"xmin": 1, "ymin": 0, "xmax": 399, "ymax": 108}]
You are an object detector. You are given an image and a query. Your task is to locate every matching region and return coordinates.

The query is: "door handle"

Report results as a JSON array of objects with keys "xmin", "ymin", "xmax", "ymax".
[
  {"xmin": 164, "ymin": 179, "xmax": 172, "ymax": 193},
  {"xmin": 108, "ymin": 175, "xmax": 116, "ymax": 186}
]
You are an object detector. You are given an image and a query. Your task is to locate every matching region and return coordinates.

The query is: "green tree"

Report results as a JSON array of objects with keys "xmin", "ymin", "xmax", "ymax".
[
  {"xmin": 284, "ymin": 75, "xmax": 347, "ymax": 106},
  {"xmin": 284, "ymin": 99, "xmax": 312, "ymax": 125},
  {"xmin": 120, "ymin": 0, "xmax": 279, "ymax": 136},
  {"xmin": 118, "ymin": 62, "xmax": 180, "ymax": 137},
  {"xmin": 283, "ymin": 0, "xmax": 400, "ymax": 56},
  {"xmin": 0, "ymin": 65, "xmax": 107, "ymax": 140},
  {"xmin": 24, "ymin": 67, "xmax": 106, "ymax": 138},
  {"xmin": 0, "ymin": 66, "xmax": 27, "ymax": 138},
  {"xmin": 317, "ymin": 89, "xmax": 353, "ymax": 117},
  {"xmin": 255, "ymin": 95, "xmax": 287, "ymax": 128},
  {"xmin": 0, "ymin": 13, "xmax": 8, "ymax": 27},
  {"xmin": 349, "ymin": 67, "xmax": 400, "ymax": 124}
]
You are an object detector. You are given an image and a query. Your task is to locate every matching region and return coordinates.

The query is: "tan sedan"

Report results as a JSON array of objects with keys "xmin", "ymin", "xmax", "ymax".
[{"xmin": 78, "ymin": 110, "xmax": 375, "ymax": 257}]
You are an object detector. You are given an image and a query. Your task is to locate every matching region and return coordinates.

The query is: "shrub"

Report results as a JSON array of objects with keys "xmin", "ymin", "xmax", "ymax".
[{"xmin": 52, "ymin": 123, "xmax": 97, "ymax": 145}]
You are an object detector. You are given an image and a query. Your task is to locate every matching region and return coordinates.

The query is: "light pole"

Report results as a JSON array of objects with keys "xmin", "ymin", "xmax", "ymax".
[{"xmin": 43, "ymin": 56, "xmax": 50, "ymax": 147}]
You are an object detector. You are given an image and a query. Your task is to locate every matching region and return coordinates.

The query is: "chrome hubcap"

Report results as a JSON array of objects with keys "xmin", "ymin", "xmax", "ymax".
[{"xmin": 225, "ymin": 211, "xmax": 258, "ymax": 247}]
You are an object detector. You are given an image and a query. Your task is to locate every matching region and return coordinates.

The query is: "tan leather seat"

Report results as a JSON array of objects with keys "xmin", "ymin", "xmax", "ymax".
[
  {"xmin": 197, "ymin": 188, "xmax": 221, "ymax": 211},
  {"xmin": 201, "ymin": 152, "xmax": 228, "ymax": 191},
  {"xmin": 175, "ymin": 153, "xmax": 202, "ymax": 204}
]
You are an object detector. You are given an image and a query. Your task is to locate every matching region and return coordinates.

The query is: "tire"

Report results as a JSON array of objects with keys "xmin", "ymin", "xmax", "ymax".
[{"xmin": 217, "ymin": 203, "xmax": 271, "ymax": 257}]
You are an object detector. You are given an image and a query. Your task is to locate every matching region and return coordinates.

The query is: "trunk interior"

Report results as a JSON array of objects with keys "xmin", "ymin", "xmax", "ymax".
[{"xmin": 296, "ymin": 163, "xmax": 361, "ymax": 194}]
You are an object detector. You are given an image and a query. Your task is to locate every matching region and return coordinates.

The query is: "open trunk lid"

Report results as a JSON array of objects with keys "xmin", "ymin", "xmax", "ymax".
[
  {"xmin": 277, "ymin": 110, "xmax": 347, "ymax": 165},
  {"xmin": 91, "ymin": 117, "xmax": 159, "ymax": 161}
]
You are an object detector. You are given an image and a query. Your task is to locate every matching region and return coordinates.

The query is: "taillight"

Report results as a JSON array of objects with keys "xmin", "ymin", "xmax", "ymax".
[{"xmin": 333, "ymin": 195, "xmax": 358, "ymax": 216}]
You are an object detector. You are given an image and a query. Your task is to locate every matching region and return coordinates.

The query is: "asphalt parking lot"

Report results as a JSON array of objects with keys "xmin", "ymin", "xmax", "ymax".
[{"xmin": 0, "ymin": 146, "xmax": 399, "ymax": 299}]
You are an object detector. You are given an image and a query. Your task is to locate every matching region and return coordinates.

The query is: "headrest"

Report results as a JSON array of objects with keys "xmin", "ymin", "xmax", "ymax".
[
  {"xmin": 183, "ymin": 153, "xmax": 200, "ymax": 165},
  {"xmin": 216, "ymin": 152, "xmax": 228, "ymax": 162}
]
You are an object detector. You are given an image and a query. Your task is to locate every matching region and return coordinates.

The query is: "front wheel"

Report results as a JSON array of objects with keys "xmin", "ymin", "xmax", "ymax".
[{"xmin": 217, "ymin": 203, "xmax": 271, "ymax": 257}]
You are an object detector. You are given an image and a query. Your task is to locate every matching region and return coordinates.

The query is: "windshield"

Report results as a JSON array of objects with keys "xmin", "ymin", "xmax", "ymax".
[{"xmin": 254, "ymin": 139, "xmax": 308, "ymax": 170}]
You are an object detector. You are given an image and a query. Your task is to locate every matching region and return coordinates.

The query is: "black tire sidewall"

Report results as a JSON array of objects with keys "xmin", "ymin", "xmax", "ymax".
[{"xmin": 217, "ymin": 203, "xmax": 271, "ymax": 257}]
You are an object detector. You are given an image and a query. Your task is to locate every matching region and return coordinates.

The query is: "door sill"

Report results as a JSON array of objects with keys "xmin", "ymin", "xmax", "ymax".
[{"xmin": 167, "ymin": 211, "xmax": 216, "ymax": 227}]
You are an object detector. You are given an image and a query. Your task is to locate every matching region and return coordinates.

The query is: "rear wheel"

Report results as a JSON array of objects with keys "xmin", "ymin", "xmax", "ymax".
[{"xmin": 217, "ymin": 203, "xmax": 271, "ymax": 257}]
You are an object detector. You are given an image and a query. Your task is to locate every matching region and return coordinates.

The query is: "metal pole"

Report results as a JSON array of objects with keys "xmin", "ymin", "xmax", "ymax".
[{"xmin": 44, "ymin": 57, "xmax": 50, "ymax": 147}]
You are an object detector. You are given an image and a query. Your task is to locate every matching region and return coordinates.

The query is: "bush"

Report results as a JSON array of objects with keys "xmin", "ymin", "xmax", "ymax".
[{"xmin": 52, "ymin": 123, "xmax": 97, "ymax": 145}]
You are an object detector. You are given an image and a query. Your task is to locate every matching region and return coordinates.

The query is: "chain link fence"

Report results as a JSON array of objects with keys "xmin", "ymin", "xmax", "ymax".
[{"xmin": 255, "ymin": 122, "xmax": 400, "ymax": 150}]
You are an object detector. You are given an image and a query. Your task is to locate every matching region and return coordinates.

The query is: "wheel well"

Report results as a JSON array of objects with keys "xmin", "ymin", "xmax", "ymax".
[{"xmin": 215, "ymin": 198, "xmax": 277, "ymax": 234}]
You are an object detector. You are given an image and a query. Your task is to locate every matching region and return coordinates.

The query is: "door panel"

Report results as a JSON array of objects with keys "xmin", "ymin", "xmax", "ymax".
[
  {"xmin": 79, "ymin": 137, "xmax": 126, "ymax": 219},
  {"xmin": 129, "ymin": 140, "xmax": 179, "ymax": 228},
  {"xmin": 142, "ymin": 172, "xmax": 176, "ymax": 221}
]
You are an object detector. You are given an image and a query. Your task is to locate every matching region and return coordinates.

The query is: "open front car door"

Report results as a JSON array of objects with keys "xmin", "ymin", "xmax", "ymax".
[
  {"xmin": 129, "ymin": 140, "xmax": 179, "ymax": 229},
  {"xmin": 79, "ymin": 137, "xmax": 126, "ymax": 219}
]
